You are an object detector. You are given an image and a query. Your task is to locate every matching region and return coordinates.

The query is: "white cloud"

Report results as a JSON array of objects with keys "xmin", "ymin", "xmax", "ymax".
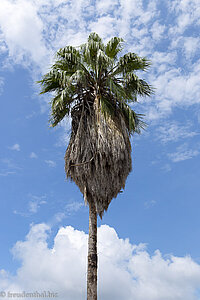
[
  {"xmin": 0, "ymin": 0, "xmax": 47, "ymax": 68},
  {"xmin": 168, "ymin": 143, "xmax": 200, "ymax": 162},
  {"xmin": 0, "ymin": 171, "xmax": 16, "ymax": 176},
  {"xmin": 1, "ymin": 224, "xmax": 200, "ymax": 300},
  {"xmin": 96, "ymin": 0, "xmax": 118, "ymax": 15},
  {"xmin": 50, "ymin": 201, "xmax": 84, "ymax": 226},
  {"xmin": 13, "ymin": 194, "xmax": 47, "ymax": 216},
  {"xmin": 168, "ymin": 0, "xmax": 200, "ymax": 34},
  {"xmin": 0, "ymin": 0, "xmax": 200, "ymax": 124},
  {"xmin": 28, "ymin": 194, "xmax": 47, "ymax": 214},
  {"xmin": 0, "ymin": 76, "xmax": 4, "ymax": 94},
  {"xmin": 144, "ymin": 200, "xmax": 156, "ymax": 209},
  {"xmin": 150, "ymin": 21, "xmax": 166, "ymax": 41},
  {"xmin": 0, "ymin": 158, "xmax": 21, "ymax": 174},
  {"xmin": 131, "ymin": 26, "xmax": 148, "ymax": 39},
  {"xmin": 89, "ymin": 16, "xmax": 116, "ymax": 39},
  {"xmin": 45, "ymin": 160, "xmax": 56, "ymax": 167},
  {"xmin": 29, "ymin": 152, "xmax": 38, "ymax": 159},
  {"xmin": 170, "ymin": 36, "xmax": 200, "ymax": 60},
  {"xmin": 148, "ymin": 63, "xmax": 200, "ymax": 120},
  {"xmin": 65, "ymin": 202, "xmax": 84, "ymax": 213},
  {"xmin": 161, "ymin": 163, "xmax": 172, "ymax": 172},
  {"xmin": 183, "ymin": 37, "xmax": 200, "ymax": 60},
  {"xmin": 8, "ymin": 144, "xmax": 20, "ymax": 151},
  {"xmin": 156, "ymin": 121, "xmax": 199, "ymax": 143}
]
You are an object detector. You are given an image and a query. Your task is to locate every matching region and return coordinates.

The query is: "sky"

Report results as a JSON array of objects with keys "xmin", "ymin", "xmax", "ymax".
[{"xmin": 0, "ymin": 0, "xmax": 200, "ymax": 299}]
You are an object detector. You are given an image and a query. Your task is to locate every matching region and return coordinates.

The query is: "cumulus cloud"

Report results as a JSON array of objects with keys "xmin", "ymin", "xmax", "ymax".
[{"xmin": 1, "ymin": 224, "xmax": 200, "ymax": 300}]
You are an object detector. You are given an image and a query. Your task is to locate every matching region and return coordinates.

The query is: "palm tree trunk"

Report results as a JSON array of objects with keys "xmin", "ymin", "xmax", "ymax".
[{"xmin": 87, "ymin": 199, "xmax": 98, "ymax": 300}]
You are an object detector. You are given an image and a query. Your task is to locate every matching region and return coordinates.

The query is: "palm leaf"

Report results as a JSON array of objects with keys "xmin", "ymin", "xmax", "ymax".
[
  {"xmin": 124, "ymin": 72, "xmax": 154, "ymax": 97},
  {"xmin": 50, "ymin": 94, "xmax": 70, "ymax": 127},
  {"xmin": 38, "ymin": 33, "xmax": 153, "ymax": 136},
  {"xmin": 105, "ymin": 37, "xmax": 124, "ymax": 60},
  {"xmin": 113, "ymin": 53, "xmax": 151, "ymax": 76},
  {"xmin": 119, "ymin": 102, "xmax": 147, "ymax": 134}
]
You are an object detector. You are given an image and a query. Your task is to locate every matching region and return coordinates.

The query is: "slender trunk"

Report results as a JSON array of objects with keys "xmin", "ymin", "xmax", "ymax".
[{"xmin": 87, "ymin": 200, "xmax": 98, "ymax": 300}]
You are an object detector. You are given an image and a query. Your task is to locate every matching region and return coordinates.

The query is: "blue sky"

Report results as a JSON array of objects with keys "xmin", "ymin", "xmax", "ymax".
[{"xmin": 0, "ymin": 0, "xmax": 200, "ymax": 299}]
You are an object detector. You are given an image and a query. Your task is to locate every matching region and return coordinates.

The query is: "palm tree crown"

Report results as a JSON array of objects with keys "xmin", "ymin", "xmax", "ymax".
[{"xmin": 38, "ymin": 32, "xmax": 153, "ymax": 217}]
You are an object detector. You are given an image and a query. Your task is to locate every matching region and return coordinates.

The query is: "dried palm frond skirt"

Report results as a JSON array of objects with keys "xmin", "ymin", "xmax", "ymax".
[{"xmin": 65, "ymin": 98, "xmax": 132, "ymax": 218}]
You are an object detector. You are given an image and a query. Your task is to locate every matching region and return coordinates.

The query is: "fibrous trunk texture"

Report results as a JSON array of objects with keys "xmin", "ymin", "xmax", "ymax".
[
  {"xmin": 87, "ymin": 199, "xmax": 97, "ymax": 300},
  {"xmin": 65, "ymin": 97, "xmax": 132, "ymax": 217}
]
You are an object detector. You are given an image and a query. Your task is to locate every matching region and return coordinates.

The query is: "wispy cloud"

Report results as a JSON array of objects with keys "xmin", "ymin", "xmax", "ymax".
[
  {"xmin": 25, "ymin": 112, "xmax": 37, "ymax": 119},
  {"xmin": 28, "ymin": 194, "xmax": 47, "ymax": 214},
  {"xmin": 1, "ymin": 158, "xmax": 19, "ymax": 168},
  {"xmin": 0, "ymin": 158, "xmax": 21, "ymax": 176},
  {"xmin": 161, "ymin": 163, "xmax": 172, "ymax": 173},
  {"xmin": 8, "ymin": 143, "xmax": 20, "ymax": 151},
  {"xmin": 45, "ymin": 160, "xmax": 56, "ymax": 167},
  {"xmin": 14, "ymin": 194, "xmax": 47, "ymax": 216},
  {"xmin": 168, "ymin": 143, "xmax": 200, "ymax": 162},
  {"xmin": 0, "ymin": 171, "xmax": 16, "ymax": 177},
  {"xmin": 156, "ymin": 122, "xmax": 199, "ymax": 144},
  {"xmin": 144, "ymin": 200, "xmax": 156, "ymax": 209},
  {"xmin": 66, "ymin": 202, "xmax": 84, "ymax": 213},
  {"xmin": 50, "ymin": 201, "xmax": 84, "ymax": 225}
]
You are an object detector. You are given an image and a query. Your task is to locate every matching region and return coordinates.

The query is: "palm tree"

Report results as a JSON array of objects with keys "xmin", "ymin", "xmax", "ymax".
[{"xmin": 38, "ymin": 32, "xmax": 153, "ymax": 300}]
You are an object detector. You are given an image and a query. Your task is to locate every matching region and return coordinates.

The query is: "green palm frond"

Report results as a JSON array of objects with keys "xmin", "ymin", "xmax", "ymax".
[
  {"xmin": 105, "ymin": 37, "xmax": 124, "ymax": 60},
  {"xmin": 105, "ymin": 76, "xmax": 127, "ymax": 99},
  {"xmin": 100, "ymin": 96, "xmax": 115, "ymax": 119},
  {"xmin": 50, "ymin": 93, "xmax": 71, "ymax": 127},
  {"xmin": 56, "ymin": 45, "xmax": 80, "ymax": 62},
  {"xmin": 120, "ymin": 102, "xmax": 147, "ymax": 134},
  {"xmin": 113, "ymin": 52, "xmax": 151, "ymax": 75},
  {"xmin": 88, "ymin": 32, "xmax": 103, "ymax": 44},
  {"xmin": 80, "ymin": 33, "xmax": 105, "ymax": 71},
  {"xmin": 124, "ymin": 72, "xmax": 154, "ymax": 98},
  {"xmin": 38, "ymin": 32, "xmax": 153, "ymax": 134},
  {"xmin": 96, "ymin": 49, "xmax": 113, "ymax": 69},
  {"xmin": 38, "ymin": 69, "xmax": 61, "ymax": 94}
]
